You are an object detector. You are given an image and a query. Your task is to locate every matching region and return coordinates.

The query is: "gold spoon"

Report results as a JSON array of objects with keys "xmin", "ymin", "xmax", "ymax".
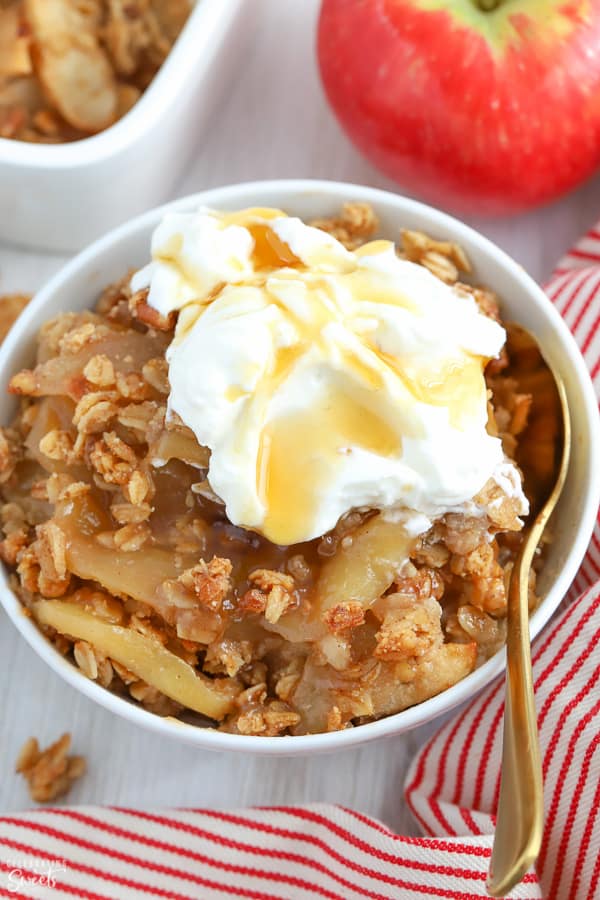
[{"xmin": 487, "ymin": 360, "xmax": 571, "ymax": 897}]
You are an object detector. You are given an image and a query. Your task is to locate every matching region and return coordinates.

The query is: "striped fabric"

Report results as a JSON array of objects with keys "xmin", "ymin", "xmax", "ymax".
[{"xmin": 0, "ymin": 237, "xmax": 599, "ymax": 900}]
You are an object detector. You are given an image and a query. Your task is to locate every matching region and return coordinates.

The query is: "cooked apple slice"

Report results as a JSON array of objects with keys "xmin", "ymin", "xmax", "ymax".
[
  {"xmin": 24, "ymin": 0, "xmax": 117, "ymax": 132},
  {"xmin": 25, "ymin": 396, "xmax": 79, "ymax": 474},
  {"xmin": 317, "ymin": 514, "xmax": 415, "ymax": 615},
  {"xmin": 34, "ymin": 599, "xmax": 239, "ymax": 720},
  {"xmin": 149, "ymin": 429, "xmax": 210, "ymax": 469},
  {"xmin": 292, "ymin": 642, "xmax": 476, "ymax": 734},
  {"xmin": 65, "ymin": 533, "xmax": 186, "ymax": 606},
  {"xmin": 55, "ymin": 492, "xmax": 193, "ymax": 607},
  {"xmin": 366, "ymin": 642, "xmax": 477, "ymax": 719},
  {"xmin": 10, "ymin": 325, "xmax": 169, "ymax": 400},
  {"xmin": 0, "ymin": 4, "xmax": 32, "ymax": 79}
]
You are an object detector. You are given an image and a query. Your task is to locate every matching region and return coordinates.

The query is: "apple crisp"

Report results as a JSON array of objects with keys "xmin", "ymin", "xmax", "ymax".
[
  {"xmin": 0, "ymin": 204, "xmax": 560, "ymax": 735},
  {"xmin": 0, "ymin": 0, "xmax": 191, "ymax": 143}
]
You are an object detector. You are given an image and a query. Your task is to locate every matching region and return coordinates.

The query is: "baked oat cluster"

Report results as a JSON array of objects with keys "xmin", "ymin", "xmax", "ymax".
[
  {"xmin": 0, "ymin": 293, "xmax": 29, "ymax": 342},
  {"xmin": 0, "ymin": 204, "xmax": 560, "ymax": 735},
  {"xmin": 15, "ymin": 732, "xmax": 85, "ymax": 802},
  {"xmin": 0, "ymin": 0, "xmax": 191, "ymax": 143}
]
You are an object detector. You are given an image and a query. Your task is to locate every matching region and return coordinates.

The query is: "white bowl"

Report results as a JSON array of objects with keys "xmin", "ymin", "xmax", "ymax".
[
  {"xmin": 0, "ymin": 0, "xmax": 249, "ymax": 252},
  {"xmin": 1, "ymin": 180, "xmax": 598, "ymax": 756}
]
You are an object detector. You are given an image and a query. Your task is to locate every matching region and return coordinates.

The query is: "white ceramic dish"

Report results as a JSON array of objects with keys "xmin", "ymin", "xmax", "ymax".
[
  {"xmin": 0, "ymin": 0, "xmax": 249, "ymax": 252},
  {"xmin": 1, "ymin": 180, "xmax": 598, "ymax": 756}
]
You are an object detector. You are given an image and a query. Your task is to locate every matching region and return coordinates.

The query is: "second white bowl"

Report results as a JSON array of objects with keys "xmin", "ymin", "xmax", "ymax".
[{"xmin": 0, "ymin": 0, "xmax": 249, "ymax": 252}]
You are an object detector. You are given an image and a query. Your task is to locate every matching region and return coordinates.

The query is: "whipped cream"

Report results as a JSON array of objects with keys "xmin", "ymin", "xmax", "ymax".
[{"xmin": 133, "ymin": 207, "xmax": 525, "ymax": 545}]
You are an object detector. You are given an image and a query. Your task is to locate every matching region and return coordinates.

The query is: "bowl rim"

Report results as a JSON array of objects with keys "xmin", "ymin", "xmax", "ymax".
[
  {"xmin": 0, "ymin": 0, "xmax": 242, "ymax": 167},
  {"xmin": 1, "ymin": 178, "xmax": 599, "ymax": 755}
]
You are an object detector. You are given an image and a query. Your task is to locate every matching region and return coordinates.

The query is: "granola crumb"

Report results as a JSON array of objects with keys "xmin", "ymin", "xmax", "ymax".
[
  {"xmin": 8, "ymin": 369, "xmax": 37, "ymax": 395},
  {"xmin": 58, "ymin": 481, "xmax": 91, "ymax": 503},
  {"xmin": 229, "ymin": 686, "xmax": 301, "ymax": 736},
  {"xmin": 243, "ymin": 568, "xmax": 297, "ymax": 624},
  {"xmin": 237, "ymin": 587, "xmax": 267, "ymax": 615},
  {"xmin": 46, "ymin": 473, "xmax": 75, "ymax": 504},
  {"xmin": 90, "ymin": 431, "xmax": 137, "ymax": 485},
  {"xmin": 0, "ymin": 528, "xmax": 29, "ymax": 566},
  {"xmin": 128, "ymin": 681, "xmax": 182, "ymax": 716},
  {"xmin": 18, "ymin": 522, "xmax": 71, "ymax": 598},
  {"xmin": 0, "ymin": 294, "xmax": 30, "ymax": 343},
  {"xmin": 15, "ymin": 733, "xmax": 86, "ymax": 803},
  {"xmin": 177, "ymin": 557, "xmax": 233, "ymax": 611},
  {"xmin": 374, "ymin": 596, "xmax": 443, "ymax": 663},
  {"xmin": 400, "ymin": 229, "xmax": 471, "ymax": 284},
  {"xmin": 130, "ymin": 291, "xmax": 175, "ymax": 331},
  {"xmin": 116, "ymin": 371, "xmax": 147, "ymax": 400},
  {"xmin": 327, "ymin": 706, "xmax": 344, "ymax": 732},
  {"xmin": 205, "ymin": 638, "xmax": 252, "ymax": 677},
  {"xmin": 39, "ymin": 429, "xmax": 74, "ymax": 463},
  {"xmin": 73, "ymin": 640, "xmax": 114, "ymax": 687},
  {"xmin": 73, "ymin": 391, "xmax": 118, "ymax": 435},
  {"xmin": 113, "ymin": 521, "xmax": 151, "ymax": 551},
  {"xmin": 323, "ymin": 600, "xmax": 365, "ymax": 634},
  {"xmin": 110, "ymin": 500, "xmax": 152, "ymax": 524},
  {"xmin": 83, "ymin": 354, "xmax": 115, "ymax": 387},
  {"xmin": 125, "ymin": 468, "xmax": 153, "ymax": 505},
  {"xmin": 117, "ymin": 400, "xmax": 158, "ymax": 433},
  {"xmin": 275, "ymin": 672, "xmax": 302, "ymax": 703},
  {"xmin": 310, "ymin": 202, "xmax": 379, "ymax": 250},
  {"xmin": 0, "ymin": 428, "xmax": 20, "ymax": 483},
  {"xmin": 36, "ymin": 521, "xmax": 67, "ymax": 580},
  {"xmin": 59, "ymin": 322, "xmax": 104, "ymax": 354}
]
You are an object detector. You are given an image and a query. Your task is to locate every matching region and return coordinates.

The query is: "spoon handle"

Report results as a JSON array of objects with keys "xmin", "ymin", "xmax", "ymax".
[
  {"xmin": 487, "ymin": 546, "xmax": 543, "ymax": 897},
  {"xmin": 488, "ymin": 375, "xmax": 570, "ymax": 897}
]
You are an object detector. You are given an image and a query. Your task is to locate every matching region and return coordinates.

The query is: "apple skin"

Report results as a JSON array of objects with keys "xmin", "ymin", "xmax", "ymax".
[{"xmin": 318, "ymin": 0, "xmax": 600, "ymax": 215}]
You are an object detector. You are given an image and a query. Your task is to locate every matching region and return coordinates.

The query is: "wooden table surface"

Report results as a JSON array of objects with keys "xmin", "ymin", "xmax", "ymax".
[{"xmin": 1, "ymin": 0, "xmax": 599, "ymax": 833}]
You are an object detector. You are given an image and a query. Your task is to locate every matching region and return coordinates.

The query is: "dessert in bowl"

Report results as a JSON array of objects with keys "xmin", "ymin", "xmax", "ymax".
[{"xmin": 0, "ymin": 181, "xmax": 597, "ymax": 754}]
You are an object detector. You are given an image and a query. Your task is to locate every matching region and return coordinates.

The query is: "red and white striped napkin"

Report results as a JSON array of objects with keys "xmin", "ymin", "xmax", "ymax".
[{"xmin": 0, "ymin": 232, "xmax": 599, "ymax": 900}]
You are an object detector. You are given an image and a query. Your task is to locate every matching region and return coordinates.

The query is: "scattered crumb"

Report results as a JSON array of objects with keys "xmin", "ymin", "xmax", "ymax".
[
  {"xmin": 15, "ymin": 732, "xmax": 86, "ymax": 803},
  {"xmin": 310, "ymin": 202, "xmax": 379, "ymax": 250},
  {"xmin": 0, "ymin": 294, "xmax": 29, "ymax": 344}
]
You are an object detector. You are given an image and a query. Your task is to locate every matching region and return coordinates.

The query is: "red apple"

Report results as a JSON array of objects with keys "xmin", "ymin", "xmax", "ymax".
[{"xmin": 318, "ymin": 0, "xmax": 600, "ymax": 215}]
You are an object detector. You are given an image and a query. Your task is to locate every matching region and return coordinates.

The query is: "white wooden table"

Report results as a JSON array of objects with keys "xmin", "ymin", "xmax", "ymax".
[{"xmin": 1, "ymin": 0, "xmax": 599, "ymax": 833}]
